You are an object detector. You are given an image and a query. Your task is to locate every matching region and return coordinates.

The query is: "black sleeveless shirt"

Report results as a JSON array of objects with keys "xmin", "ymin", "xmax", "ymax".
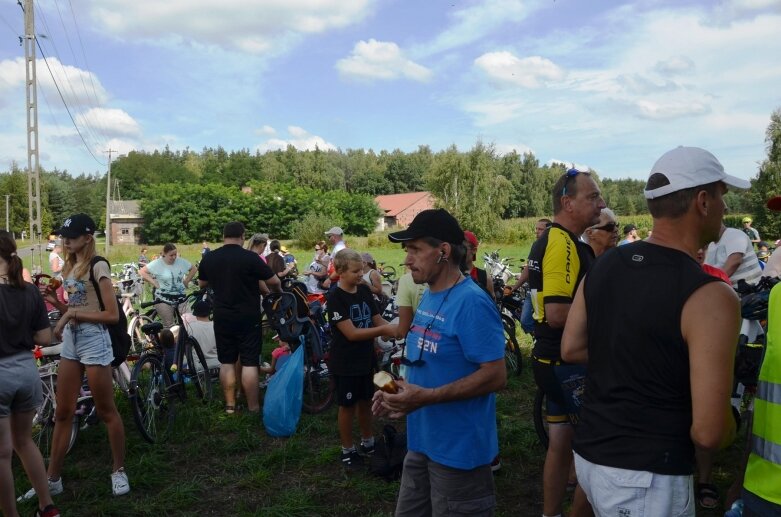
[{"xmin": 573, "ymin": 241, "xmax": 719, "ymax": 475}]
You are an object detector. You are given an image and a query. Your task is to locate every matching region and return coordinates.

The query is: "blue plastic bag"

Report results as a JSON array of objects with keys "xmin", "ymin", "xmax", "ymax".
[{"xmin": 262, "ymin": 340, "xmax": 305, "ymax": 437}]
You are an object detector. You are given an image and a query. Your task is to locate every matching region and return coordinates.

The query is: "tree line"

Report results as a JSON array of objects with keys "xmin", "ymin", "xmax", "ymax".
[{"xmin": 3, "ymin": 111, "xmax": 778, "ymax": 243}]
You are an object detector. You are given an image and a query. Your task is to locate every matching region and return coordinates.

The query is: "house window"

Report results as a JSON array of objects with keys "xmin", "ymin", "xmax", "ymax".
[{"xmin": 121, "ymin": 228, "xmax": 130, "ymax": 235}]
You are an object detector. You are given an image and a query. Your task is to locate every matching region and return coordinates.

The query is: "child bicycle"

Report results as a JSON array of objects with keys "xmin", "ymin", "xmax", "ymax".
[{"xmin": 128, "ymin": 293, "xmax": 213, "ymax": 443}]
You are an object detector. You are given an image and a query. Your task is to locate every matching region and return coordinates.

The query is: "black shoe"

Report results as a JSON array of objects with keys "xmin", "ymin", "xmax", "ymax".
[
  {"xmin": 340, "ymin": 449, "xmax": 364, "ymax": 469},
  {"xmin": 359, "ymin": 443, "xmax": 375, "ymax": 455}
]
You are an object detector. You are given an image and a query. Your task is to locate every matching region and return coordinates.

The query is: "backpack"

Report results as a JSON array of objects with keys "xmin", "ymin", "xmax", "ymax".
[
  {"xmin": 89, "ymin": 256, "xmax": 131, "ymax": 367},
  {"xmin": 369, "ymin": 424, "xmax": 408, "ymax": 481}
]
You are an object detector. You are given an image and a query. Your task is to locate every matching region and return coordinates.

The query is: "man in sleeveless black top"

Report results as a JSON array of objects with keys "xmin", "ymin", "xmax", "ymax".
[{"xmin": 562, "ymin": 147, "xmax": 746, "ymax": 516}]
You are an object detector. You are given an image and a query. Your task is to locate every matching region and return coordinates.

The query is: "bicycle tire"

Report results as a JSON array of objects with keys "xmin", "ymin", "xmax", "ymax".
[
  {"xmin": 501, "ymin": 314, "xmax": 523, "ymax": 376},
  {"xmin": 381, "ymin": 265, "xmax": 397, "ymax": 282},
  {"xmin": 127, "ymin": 314, "xmax": 154, "ymax": 362},
  {"xmin": 130, "ymin": 354, "xmax": 176, "ymax": 444},
  {"xmin": 533, "ymin": 388, "xmax": 549, "ymax": 449},
  {"xmin": 184, "ymin": 337, "xmax": 213, "ymax": 401},
  {"xmin": 32, "ymin": 373, "xmax": 78, "ymax": 461},
  {"xmin": 302, "ymin": 326, "xmax": 335, "ymax": 414}
]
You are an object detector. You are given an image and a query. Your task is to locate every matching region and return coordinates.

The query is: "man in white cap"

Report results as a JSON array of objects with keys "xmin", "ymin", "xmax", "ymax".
[
  {"xmin": 562, "ymin": 146, "xmax": 745, "ymax": 516},
  {"xmin": 325, "ymin": 227, "xmax": 346, "ymax": 255}
]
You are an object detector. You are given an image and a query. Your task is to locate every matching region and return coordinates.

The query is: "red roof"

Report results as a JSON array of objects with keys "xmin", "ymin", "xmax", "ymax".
[{"xmin": 374, "ymin": 192, "xmax": 433, "ymax": 217}]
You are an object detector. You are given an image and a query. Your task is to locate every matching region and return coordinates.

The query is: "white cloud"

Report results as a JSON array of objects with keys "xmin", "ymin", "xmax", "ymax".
[
  {"xmin": 414, "ymin": 0, "xmax": 546, "ymax": 57},
  {"xmin": 257, "ymin": 126, "xmax": 336, "ymax": 152},
  {"xmin": 336, "ymin": 39, "xmax": 432, "ymax": 82},
  {"xmin": 76, "ymin": 108, "xmax": 141, "ymax": 138},
  {"xmin": 256, "ymin": 125, "xmax": 276, "ymax": 136},
  {"xmin": 548, "ymin": 159, "xmax": 591, "ymax": 172},
  {"xmin": 474, "ymin": 52, "xmax": 565, "ymax": 88},
  {"xmin": 654, "ymin": 55, "xmax": 695, "ymax": 76},
  {"xmin": 0, "ymin": 57, "xmax": 108, "ymax": 108},
  {"xmin": 87, "ymin": 0, "xmax": 374, "ymax": 55},
  {"xmin": 494, "ymin": 142, "xmax": 534, "ymax": 156},
  {"xmin": 634, "ymin": 99, "xmax": 710, "ymax": 120}
]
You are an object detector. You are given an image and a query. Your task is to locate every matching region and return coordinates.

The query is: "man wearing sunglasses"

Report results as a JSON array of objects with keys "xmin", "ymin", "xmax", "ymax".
[
  {"xmin": 562, "ymin": 147, "xmax": 743, "ymax": 516},
  {"xmin": 372, "ymin": 208, "xmax": 506, "ymax": 517},
  {"xmin": 526, "ymin": 167, "xmax": 604, "ymax": 517}
]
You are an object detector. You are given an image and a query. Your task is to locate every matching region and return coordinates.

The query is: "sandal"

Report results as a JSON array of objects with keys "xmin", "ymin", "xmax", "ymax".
[
  {"xmin": 696, "ymin": 482, "xmax": 719, "ymax": 509},
  {"xmin": 224, "ymin": 405, "xmax": 236, "ymax": 415}
]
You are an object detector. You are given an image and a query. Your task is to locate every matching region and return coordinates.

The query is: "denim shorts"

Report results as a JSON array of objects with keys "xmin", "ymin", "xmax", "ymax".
[
  {"xmin": 0, "ymin": 351, "xmax": 42, "ymax": 417},
  {"xmin": 61, "ymin": 322, "xmax": 114, "ymax": 366}
]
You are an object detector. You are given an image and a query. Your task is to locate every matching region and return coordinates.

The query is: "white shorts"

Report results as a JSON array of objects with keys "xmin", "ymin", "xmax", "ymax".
[{"xmin": 574, "ymin": 452, "xmax": 694, "ymax": 517}]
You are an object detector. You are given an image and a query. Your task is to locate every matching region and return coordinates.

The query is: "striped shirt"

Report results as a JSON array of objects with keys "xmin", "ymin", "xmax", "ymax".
[{"xmin": 705, "ymin": 228, "xmax": 762, "ymax": 288}]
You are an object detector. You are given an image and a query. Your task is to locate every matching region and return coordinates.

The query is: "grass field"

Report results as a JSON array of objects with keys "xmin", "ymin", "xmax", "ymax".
[{"xmin": 15, "ymin": 240, "xmax": 746, "ymax": 516}]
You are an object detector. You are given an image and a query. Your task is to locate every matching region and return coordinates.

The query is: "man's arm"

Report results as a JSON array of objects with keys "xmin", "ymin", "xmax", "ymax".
[
  {"xmin": 544, "ymin": 302, "xmax": 571, "ymax": 328},
  {"xmin": 561, "ymin": 281, "xmax": 588, "ymax": 363},
  {"xmin": 264, "ymin": 274, "xmax": 282, "ymax": 293},
  {"xmin": 722, "ymin": 252, "xmax": 743, "ymax": 277},
  {"xmin": 682, "ymin": 280, "xmax": 740, "ymax": 450}
]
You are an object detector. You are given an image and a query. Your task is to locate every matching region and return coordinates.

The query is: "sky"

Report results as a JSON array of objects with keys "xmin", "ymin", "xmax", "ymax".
[{"xmin": 0, "ymin": 0, "xmax": 779, "ymax": 184}]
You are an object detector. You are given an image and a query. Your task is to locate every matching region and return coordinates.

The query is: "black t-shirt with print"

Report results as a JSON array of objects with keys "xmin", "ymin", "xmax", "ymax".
[
  {"xmin": 327, "ymin": 284, "xmax": 379, "ymax": 376},
  {"xmin": 0, "ymin": 283, "xmax": 50, "ymax": 358},
  {"xmin": 198, "ymin": 244, "xmax": 274, "ymax": 321}
]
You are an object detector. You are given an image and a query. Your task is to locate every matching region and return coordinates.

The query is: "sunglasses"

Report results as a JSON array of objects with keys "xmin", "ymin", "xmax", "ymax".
[
  {"xmin": 561, "ymin": 168, "xmax": 591, "ymax": 197},
  {"xmin": 592, "ymin": 222, "xmax": 619, "ymax": 232}
]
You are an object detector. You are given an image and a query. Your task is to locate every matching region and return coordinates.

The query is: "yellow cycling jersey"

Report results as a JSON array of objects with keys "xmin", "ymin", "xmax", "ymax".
[{"xmin": 527, "ymin": 223, "xmax": 594, "ymax": 359}]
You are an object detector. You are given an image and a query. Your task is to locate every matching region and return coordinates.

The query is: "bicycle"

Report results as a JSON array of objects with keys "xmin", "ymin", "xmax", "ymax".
[
  {"xmin": 128, "ymin": 293, "xmax": 213, "ymax": 443},
  {"xmin": 377, "ymin": 262, "xmax": 398, "ymax": 284},
  {"xmin": 265, "ymin": 289, "xmax": 334, "ymax": 414}
]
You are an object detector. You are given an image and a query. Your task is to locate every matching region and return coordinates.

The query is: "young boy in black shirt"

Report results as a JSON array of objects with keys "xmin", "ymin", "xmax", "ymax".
[{"xmin": 327, "ymin": 249, "xmax": 397, "ymax": 468}]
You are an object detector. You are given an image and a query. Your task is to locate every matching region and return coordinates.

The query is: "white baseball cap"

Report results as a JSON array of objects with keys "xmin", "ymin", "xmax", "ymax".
[
  {"xmin": 643, "ymin": 146, "xmax": 750, "ymax": 200},
  {"xmin": 324, "ymin": 226, "xmax": 344, "ymax": 236}
]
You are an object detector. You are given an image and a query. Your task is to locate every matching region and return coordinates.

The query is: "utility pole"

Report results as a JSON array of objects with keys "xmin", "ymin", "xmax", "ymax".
[
  {"xmin": 5, "ymin": 194, "xmax": 9, "ymax": 232},
  {"xmin": 104, "ymin": 149, "xmax": 115, "ymax": 257},
  {"xmin": 23, "ymin": 0, "xmax": 42, "ymax": 245}
]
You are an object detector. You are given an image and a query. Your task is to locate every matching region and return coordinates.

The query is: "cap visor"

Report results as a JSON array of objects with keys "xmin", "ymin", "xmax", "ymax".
[
  {"xmin": 388, "ymin": 229, "xmax": 420, "ymax": 243},
  {"xmin": 724, "ymin": 174, "xmax": 750, "ymax": 190},
  {"xmin": 54, "ymin": 228, "xmax": 79, "ymax": 238},
  {"xmin": 767, "ymin": 196, "xmax": 781, "ymax": 211}
]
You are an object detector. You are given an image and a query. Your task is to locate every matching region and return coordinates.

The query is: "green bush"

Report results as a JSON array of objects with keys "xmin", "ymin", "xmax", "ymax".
[{"xmin": 291, "ymin": 212, "xmax": 342, "ymax": 249}]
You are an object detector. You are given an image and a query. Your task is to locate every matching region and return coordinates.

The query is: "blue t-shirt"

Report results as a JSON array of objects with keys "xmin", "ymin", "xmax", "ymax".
[
  {"xmin": 147, "ymin": 257, "xmax": 192, "ymax": 300},
  {"xmin": 406, "ymin": 278, "xmax": 504, "ymax": 470}
]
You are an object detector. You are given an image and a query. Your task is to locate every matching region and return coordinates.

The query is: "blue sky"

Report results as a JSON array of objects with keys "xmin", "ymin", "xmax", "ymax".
[{"xmin": 0, "ymin": 0, "xmax": 778, "ymax": 183}]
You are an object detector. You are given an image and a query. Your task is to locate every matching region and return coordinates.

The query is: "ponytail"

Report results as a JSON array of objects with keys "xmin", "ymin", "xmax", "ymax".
[{"xmin": 0, "ymin": 230, "xmax": 25, "ymax": 288}]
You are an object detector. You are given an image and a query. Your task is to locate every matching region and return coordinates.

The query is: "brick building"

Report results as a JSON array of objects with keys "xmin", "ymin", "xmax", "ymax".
[
  {"xmin": 374, "ymin": 192, "xmax": 434, "ymax": 231},
  {"xmin": 109, "ymin": 200, "xmax": 143, "ymax": 245}
]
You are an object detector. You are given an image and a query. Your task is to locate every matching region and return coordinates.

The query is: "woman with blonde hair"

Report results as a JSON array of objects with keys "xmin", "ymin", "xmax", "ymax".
[{"xmin": 20, "ymin": 214, "xmax": 130, "ymax": 501}]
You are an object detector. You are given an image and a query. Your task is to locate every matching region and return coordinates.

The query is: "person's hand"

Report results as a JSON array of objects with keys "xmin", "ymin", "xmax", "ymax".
[
  {"xmin": 373, "ymin": 379, "xmax": 431, "ymax": 419},
  {"xmin": 53, "ymin": 311, "xmax": 73, "ymax": 341},
  {"xmin": 380, "ymin": 323, "xmax": 398, "ymax": 339},
  {"xmin": 372, "ymin": 389, "xmax": 391, "ymax": 417}
]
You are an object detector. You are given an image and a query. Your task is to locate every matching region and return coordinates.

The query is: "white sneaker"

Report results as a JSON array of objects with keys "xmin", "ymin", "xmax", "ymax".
[
  {"xmin": 111, "ymin": 468, "xmax": 130, "ymax": 496},
  {"xmin": 17, "ymin": 477, "xmax": 63, "ymax": 502}
]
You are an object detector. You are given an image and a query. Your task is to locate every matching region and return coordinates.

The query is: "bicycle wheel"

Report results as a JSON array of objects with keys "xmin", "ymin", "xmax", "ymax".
[
  {"xmin": 130, "ymin": 354, "xmax": 175, "ymax": 443},
  {"xmin": 32, "ymin": 373, "xmax": 78, "ymax": 461},
  {"xmin": 533, "ymin": 388, "xmax": 549, "ymax": 449},
  {"xmin": 501, "ymin": 314, "xmax": 523, "ymax": 376},
  {"xmin": 127, "ymin": 314, "xmax": 154, "ymax": 361},
  {"xmin": 184, "ymin": 337, "xmax": 213, "ymax": 402},
  {"xmin": 302, "ymin": 327, "xmax": 334, "ymax": 414},
  {"xmin": 381, "ymin": 265, "xmax": 397, "ymax": 282}
]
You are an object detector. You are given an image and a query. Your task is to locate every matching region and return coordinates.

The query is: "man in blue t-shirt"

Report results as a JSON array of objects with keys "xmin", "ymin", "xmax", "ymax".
[{"xmin": 372, "ymin": 209, "xmax": 506, "ymax": 516}]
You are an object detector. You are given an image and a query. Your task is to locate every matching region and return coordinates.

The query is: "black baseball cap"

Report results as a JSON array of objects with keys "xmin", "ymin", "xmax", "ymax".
[
  {"xmin": 388, "ymin": 209, "xmax": 465, "ymax": 245},
  {"xmin": 55, "ymin": 213, "xmax": 96, "ymax": 238},
  {"xmin": 623, "ymin": 224, "xmax": 637, "ymax": 235}
]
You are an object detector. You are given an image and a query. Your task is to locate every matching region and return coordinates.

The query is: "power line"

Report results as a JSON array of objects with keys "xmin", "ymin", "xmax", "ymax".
[{"xmin": 36, "ymin": 38, "xmax": 105, "ymax": 166}]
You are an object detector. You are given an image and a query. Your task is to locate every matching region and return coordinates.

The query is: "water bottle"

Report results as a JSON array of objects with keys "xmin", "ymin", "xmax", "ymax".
[{"xmin": 724, "ymin": 499, "xmax": 743, "ymax": 517}]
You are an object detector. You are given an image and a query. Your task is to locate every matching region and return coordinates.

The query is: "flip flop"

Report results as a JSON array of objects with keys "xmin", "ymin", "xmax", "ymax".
[
  {"xmin": 224, "ymin": 405, "xmax": 236, "ymax": 415},
  {"xmin": 697, "ymin": 482, "xmax": 719, "ymax": 509}
]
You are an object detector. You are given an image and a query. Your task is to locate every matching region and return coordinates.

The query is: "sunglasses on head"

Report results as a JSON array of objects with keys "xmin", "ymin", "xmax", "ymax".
[
  {"xmin": 561, "ymin": 168, "xmax": 591, "ymax": 197},
  {"xmin": 592, "ymin": 222, "xmax": 618, "ymax": 232}
]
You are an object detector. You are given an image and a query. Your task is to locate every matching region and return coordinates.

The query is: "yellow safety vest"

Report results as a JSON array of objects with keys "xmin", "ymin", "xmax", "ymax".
[{"xmin": 744, "ymin": 283, "xmax": 781, "ymax": 505}]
